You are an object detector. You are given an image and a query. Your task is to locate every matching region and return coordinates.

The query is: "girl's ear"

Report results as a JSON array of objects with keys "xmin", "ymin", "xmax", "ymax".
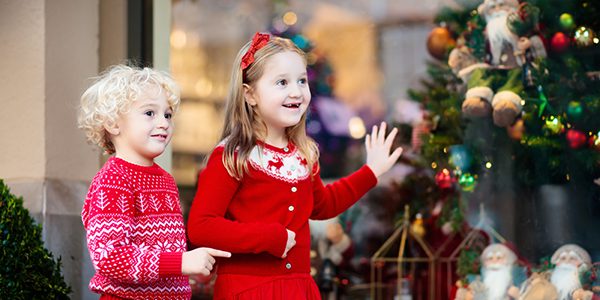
[
  {"xmin": 103, "ymin": 121, "xmax": 120, "ymax": 136},
  {"xmin": 243, "ymin": 83, "xmax": 257, "ymax": 106}
]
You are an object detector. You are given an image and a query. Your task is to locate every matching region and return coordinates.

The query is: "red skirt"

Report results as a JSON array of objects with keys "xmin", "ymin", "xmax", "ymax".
[{"xmin": 213, "ymin": 273, "xmax": 321, "ymax": 300}]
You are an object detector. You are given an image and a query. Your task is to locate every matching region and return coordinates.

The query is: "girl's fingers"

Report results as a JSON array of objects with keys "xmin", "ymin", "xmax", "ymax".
[
  {"xmin": 365, "ymin": 134, "xmax": 371, "ymax": 150},
  {"xmin": 378, "ymin": 122, "xmax": 387, "ymax": 141},
  {"xmin": 371, "ymin": 125, "xmax": 378, "ymax": 145},
  {"xmin": 389, "ymin": 147, "xmax": 403, "ymax": 163},
  {"xmin": 384, "ymin": 127, "xmax": 398, "ymax": 148}
]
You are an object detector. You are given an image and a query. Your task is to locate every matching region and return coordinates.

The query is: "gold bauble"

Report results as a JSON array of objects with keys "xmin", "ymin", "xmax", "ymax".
[{"xmin": 427, "ymin": 27, "xmax": 455, "ymax": 60}]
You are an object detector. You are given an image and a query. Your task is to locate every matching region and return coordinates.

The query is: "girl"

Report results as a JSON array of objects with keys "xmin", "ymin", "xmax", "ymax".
[
  {"xmin": 78, "ymin": 65, "xmax": 230, "ymax": 299},
  {"xmin": 187, "ymin": 32, "xmax": 402, "ymax": 299}
]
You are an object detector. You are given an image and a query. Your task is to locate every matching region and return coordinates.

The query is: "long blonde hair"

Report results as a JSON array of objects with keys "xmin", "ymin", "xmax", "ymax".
[{"xmin": 220, "ymin": 35, "xmax": 319, "ymax": 180}]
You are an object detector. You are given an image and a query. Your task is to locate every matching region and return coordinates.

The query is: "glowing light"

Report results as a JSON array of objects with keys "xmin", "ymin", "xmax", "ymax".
[
  {"xmin": 194, "ymin": 79, "xmax": 213, "ymax": 98},
  {"xmin": 431, "ymin": 162, "xmax": 438, "ymax": 169},
  {"xmin": 282, "ymin": 11, "xmax": 298, "ymax": 26},
  {"xmin": 485, "ymin": 162, "xmax": 492, "ymax": 169},
  {"xmin": 170, "ymin": 30, "xmax": 187, "ymax": 49},
  {"xmin": 348, "ymin": 117, "xmax": 366, "ymax": 139}
]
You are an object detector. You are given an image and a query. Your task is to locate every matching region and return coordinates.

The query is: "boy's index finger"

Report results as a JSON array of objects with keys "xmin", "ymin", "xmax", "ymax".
[{"xmin": 205, "ymin": 248, "xmax": 232, "ymax": 258}]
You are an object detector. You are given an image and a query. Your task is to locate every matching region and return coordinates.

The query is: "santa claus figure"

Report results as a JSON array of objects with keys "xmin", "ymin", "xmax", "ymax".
[
  {"xmin": 456, "ymin": 243, "xmax": 521, "ymax": 300},
  {"xmin": 457, "ymin": 0, "xmax": 546, "ymax": 127},
  {"xmin": 550, "ymin": 244, "xmax": 594, "ymax": 300}
]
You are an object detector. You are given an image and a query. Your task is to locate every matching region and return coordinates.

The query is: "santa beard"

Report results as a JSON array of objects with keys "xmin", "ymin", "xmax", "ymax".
[
  {"xmin": 482, "ymin": 264, "xmax": 512, "ymax": 300},
  {"xmin": 551, "ymin": 264, "xmax": 582, "ymax": 300},
  {"xmin": 485, "ymin": 10, "xmax": 519, "ymax": 65}
]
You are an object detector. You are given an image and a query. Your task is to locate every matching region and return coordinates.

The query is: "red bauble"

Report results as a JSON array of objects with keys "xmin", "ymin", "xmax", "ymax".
[
  {"xmin": 435, "ymin": 168, "xmax": 455, "ymax": 189},
  {"xmin": 551, "ymin": 32, "xmax": 570, "ymax": 53},
  {"xmin": 566, "ymin": 129, "xmax": 587, "ymax": 148}
]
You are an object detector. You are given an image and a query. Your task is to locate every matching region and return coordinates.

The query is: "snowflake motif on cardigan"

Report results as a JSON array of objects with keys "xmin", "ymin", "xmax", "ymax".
[{"xmin": 82, "ymin": 157, "xmax": 191, "ymax": 300}]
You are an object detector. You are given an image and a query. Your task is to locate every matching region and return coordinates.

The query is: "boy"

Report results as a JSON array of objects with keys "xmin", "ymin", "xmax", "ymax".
[{"xmin": 78, "ymin": 65, "xmax": 229, "ymax": 299}]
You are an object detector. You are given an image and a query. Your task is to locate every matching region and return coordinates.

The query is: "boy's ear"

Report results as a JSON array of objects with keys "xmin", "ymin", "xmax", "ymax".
[
  {"xmin": 243, "ymin": 83, "xmax": 257, "ymax": 106},
  {"xmin": 103, "ymin": 121, "xmax": 120, "ymax": 136}
]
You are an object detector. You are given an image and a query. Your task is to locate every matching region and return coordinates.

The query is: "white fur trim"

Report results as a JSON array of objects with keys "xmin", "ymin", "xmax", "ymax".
[
  {"xmin": 458, "ymin": 63, "xmax": 490, "ymax": 79},
  {"xmin": 551, "ymin": 244, "xmax": 592, "ymax": 268},
  {"xmin": 466, "ymin": 86, "xmax": 494, "ymax": 103},
  {"xmin": 492, "ymin": 90, "xmax": 523, "ymax": 111}
]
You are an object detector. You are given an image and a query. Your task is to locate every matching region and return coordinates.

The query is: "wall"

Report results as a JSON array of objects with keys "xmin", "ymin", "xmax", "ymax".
[{"xmin": 0, "ymin": 1, "xmax": 100, "ymax": 299}]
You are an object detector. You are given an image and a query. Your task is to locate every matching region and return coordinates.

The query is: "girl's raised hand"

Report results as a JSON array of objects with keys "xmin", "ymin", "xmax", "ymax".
[{"xmin": 365, "ymin": 122, "xmax": 403, "ymax": 178}]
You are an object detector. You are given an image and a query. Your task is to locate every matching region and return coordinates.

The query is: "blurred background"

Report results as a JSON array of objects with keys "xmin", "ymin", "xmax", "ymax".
[{"xmin": 1, "ymin": 0, "xmax": 599, "ymax": 299}]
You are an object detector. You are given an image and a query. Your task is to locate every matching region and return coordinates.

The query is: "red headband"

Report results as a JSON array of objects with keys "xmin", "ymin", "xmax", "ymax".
[{"xmin": 241, "ymin": 32, "xmax": 271, "ymax": 71}]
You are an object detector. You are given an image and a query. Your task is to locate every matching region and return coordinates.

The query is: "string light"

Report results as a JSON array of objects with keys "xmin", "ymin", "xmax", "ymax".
[
  {"xmin": 170, "ymin": 29, "xmax": 187, "ymax": 49},
  {"xmin": 348, "ymin": 117, "xmax": 366, "ymax": 139},
  {"xmin": 282, "ymin": 11, "xmax": 298, "ymax": 26}
]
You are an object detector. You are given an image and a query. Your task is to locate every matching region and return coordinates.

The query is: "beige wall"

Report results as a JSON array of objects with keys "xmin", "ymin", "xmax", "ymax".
[
  {"xmin": 0, "ymin": 0, "xmax": 46, "ymax": 179},
  {"xmin": 0, "ymin": 1, "xmax": 101, "ymax": 299},
  {"xmin": 45, "ymin": 0, "xmax": 101, "ymax": 181}
]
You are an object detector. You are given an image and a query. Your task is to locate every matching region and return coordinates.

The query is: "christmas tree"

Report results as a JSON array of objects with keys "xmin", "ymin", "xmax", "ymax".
[
  {"xmin": 0, "ymin": 180, "xmax": 71, "ymax": 299},
  {"xmin": 403, "ymin": 0, "xmax": 600, "ymax": 282}
]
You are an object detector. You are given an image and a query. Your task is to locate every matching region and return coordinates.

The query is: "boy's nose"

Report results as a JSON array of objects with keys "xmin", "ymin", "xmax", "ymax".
[{"xmin": 157, "ymin": 116, "xmax": 170, "ymax": 128}]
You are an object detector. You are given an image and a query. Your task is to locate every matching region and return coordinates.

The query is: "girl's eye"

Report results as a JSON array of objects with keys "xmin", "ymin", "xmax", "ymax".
[
  {"xmin": 298, "ymin": 78, "xmax": 307, "ymax": 85},
  {"xmin": 276, "ymin": 79, "xmax": 288, "ymax": 86},
  {"xmin": 165, "ymin": 112, "xmax": 173, "ymax": 119},
  {"xmin": 145, "ymin": 111, "xmax": 155, "ymax": 117}
]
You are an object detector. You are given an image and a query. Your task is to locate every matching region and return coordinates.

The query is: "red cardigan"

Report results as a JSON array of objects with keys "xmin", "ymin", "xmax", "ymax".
[
  {"xmin": 187, "ymin": 142, "xmax": 377, "ymax": 276},
  {"xmin": 82, "ymin": 157, "xmax": 191, "ymax": 299}
]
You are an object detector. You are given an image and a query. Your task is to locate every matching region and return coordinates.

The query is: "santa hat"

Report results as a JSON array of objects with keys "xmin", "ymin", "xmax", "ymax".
[
  {"xmin": 551, "ymin": 244, "xmax": 592, "ymax": 269},
  {"xmin": 481, "ymin": 243, "xmax": 517, "ymax": 265},
  {"xmin": 478, "ymin": 0, "xmax": 520, "ymax": 16}
]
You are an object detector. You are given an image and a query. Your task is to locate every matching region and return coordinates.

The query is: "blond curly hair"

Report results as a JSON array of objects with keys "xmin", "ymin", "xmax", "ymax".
[{"xmin": 77, "ymin": 64, "xmax": 181, "ymax": 154}]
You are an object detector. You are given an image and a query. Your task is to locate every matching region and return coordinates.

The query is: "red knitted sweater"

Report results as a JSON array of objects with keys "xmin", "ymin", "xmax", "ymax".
[
  {"xmin": 82, "ymin": 157, "xmax": 191, "ymax": 299},
  {"xmin": 187, "ymin": 142, "xmax": 377, "ymax": 277}
]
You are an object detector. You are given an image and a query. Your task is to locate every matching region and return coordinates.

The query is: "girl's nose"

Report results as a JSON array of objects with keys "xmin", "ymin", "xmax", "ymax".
[{"xmin": 289, "ymin": 83, "xmax": 302, "ymax": 98}]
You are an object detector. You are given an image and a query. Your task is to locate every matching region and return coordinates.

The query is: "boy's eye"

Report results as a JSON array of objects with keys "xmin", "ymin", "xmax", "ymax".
[
  {"xmin": 144, "ymin": 111, "xmax": 155, "ymax": 117},
  {"xmin": 165, "ymin": 112, "xmax": 172, "ymax": 119}
]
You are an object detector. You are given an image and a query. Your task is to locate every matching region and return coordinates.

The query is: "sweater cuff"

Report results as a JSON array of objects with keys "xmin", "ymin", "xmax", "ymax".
[
  {"xmin": 353, "ymin": 165, "xmax": 378, "ymax": 194},
  {"xmin": 265, "ymin": 224, "xmax": 288, "ymax": 258},
  {"xmin": 159, "ymin": 252, "xmax": 183, "ymax": 276}
]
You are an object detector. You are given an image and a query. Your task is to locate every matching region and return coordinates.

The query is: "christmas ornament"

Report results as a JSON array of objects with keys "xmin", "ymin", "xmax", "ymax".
[
  {"xmin": 551, "ymin": 32, "xmax": 570, "ymax": 53},
  {"xmin": 458, "ymin": 173, "xmax": 476, "ymax": 192},
  {"xmin": 559, "ymin": 13, "xmax": 575, "ymax": 30},
  {"xmin": 427, "ymin": 27, "xmax": 455, "ymax": 60},
  {"xmin": 449, "ymin": 145, "xmax": 472, "ymax": 170},
  {"xmin": 588, "ymin": 133, "xmax": 600, "ymax": 151},
  {"xmin": 566, "ymin": 129, "xmax": 587, "ymax": 148},
  {"xmin": 507, "ymin": 118, "xmax": 525, "ymax": 140},
  {"xmin": 544, "ymin": 116, "xmax": 564, "ymax": 134},
  {"xmin": 567, "ymin": 101, "xmax": 583, "ymax": 120},
  {"xmin": 536, "ymin": 85, "xmax": 549, "ymax": 117},
  {"xmin": 411, "ymin": 213, "xmax": 426, "ymax": 238},
  {"xmin": 574, "ymin": 26, "xmax": 595, "ymax": 47},
  {"xmin": 435, "ymin": 168, "xmax": 455, "ymax": 189}
]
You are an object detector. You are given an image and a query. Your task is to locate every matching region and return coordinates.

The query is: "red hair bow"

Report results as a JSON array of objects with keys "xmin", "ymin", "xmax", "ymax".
[{"xmin": 241, "ymin": 32, "xmax": 271, "ymax": 70}]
